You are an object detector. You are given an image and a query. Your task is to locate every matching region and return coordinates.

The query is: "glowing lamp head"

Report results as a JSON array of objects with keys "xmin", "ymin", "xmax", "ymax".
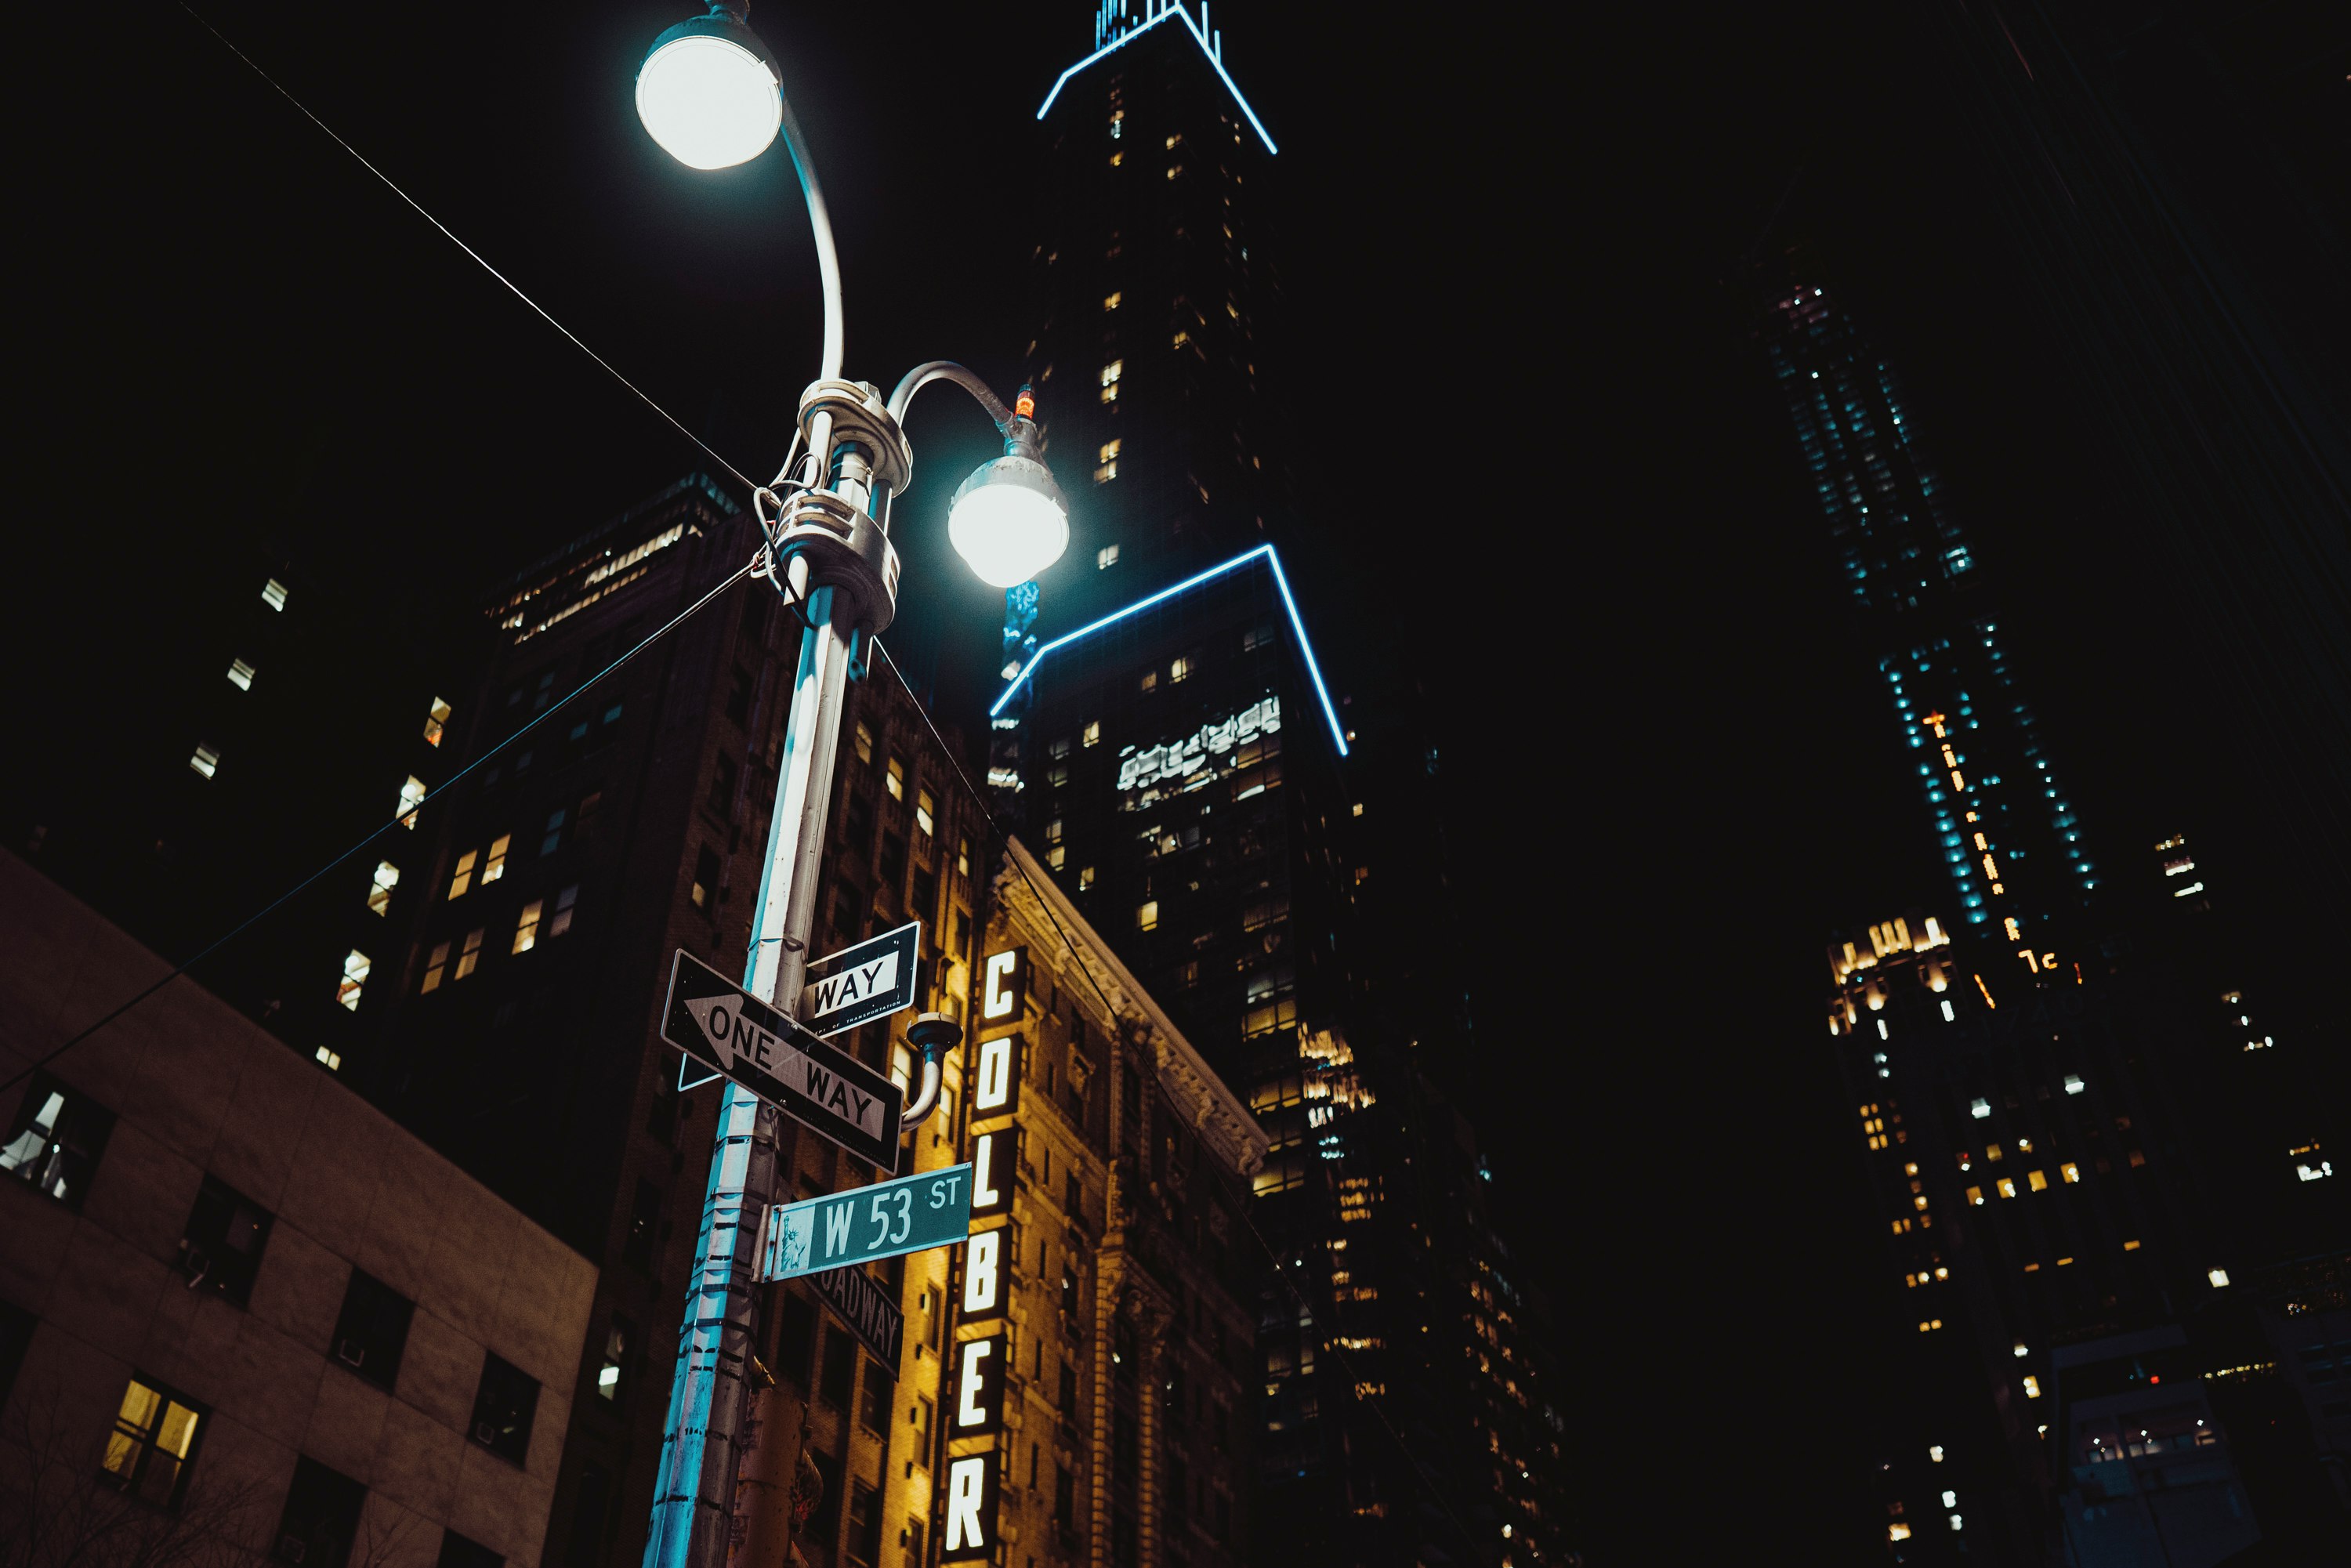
[
  {"xmin": 636, "ymin": 12, "xmax": 784, "ymax": 170},
  {"xmin": 949, "ymin": 452, "xmax": 1069, "ymax": 588}
]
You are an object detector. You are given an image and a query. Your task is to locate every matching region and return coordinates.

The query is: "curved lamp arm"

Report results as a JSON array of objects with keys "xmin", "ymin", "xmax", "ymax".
[
  {"xmin": 775, "ymin": 87, "xmax": 844, "ymax": 384},
  {"xmin": 888, "ymin": 360, "xmax": 1017, "ymax": 431}
]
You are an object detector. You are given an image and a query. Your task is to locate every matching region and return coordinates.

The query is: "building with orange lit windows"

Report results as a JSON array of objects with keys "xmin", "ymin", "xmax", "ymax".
[{"xmin": 1773, "ymin": 280, "xmax": 2350, "ymax": 1559}]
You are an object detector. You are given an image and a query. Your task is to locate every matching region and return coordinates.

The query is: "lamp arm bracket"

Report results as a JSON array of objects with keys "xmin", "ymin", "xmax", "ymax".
[{"xmin": 886, "ymin": 361, "xmax": 1016, "ymax": 433}]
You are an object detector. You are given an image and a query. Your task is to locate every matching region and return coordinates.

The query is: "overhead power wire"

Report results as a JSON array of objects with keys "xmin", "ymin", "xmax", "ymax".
[
  {"xmin": 171, "ymin": 0, "xmax": 760, "ymax": 495},
  {"xmin": 4, "ymin": 557, "xmax": 763, "ymax": 1098},
  {"xmin": 863, "ymin": 636, "xmax": 1500, "ymax": 1563}
]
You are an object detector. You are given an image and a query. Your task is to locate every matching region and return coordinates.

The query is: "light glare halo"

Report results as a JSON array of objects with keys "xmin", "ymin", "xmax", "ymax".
[
  {"xmin": 950, "ymin": 472, "xmax": 1070, "ymax": 588},
  {"xmin": 636, "ymin": 34, "xmax": 782, "ymax": 170}
]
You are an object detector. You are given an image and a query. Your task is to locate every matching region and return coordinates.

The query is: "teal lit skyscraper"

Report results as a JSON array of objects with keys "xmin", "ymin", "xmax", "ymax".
[{"xmin": 1761, "ymin": 284, "xmax": 2095, "ymax": 940}]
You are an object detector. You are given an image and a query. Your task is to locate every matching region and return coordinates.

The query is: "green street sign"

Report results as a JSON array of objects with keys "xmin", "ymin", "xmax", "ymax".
[{"xmin": 758, "ymin": 1163, "xmax": 973, "ymax": 1282}]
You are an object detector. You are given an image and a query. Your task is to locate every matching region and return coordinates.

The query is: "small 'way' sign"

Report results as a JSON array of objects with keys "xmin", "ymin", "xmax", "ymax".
[
  {"xmin": 799, "ymin": 920, "xmax": 921, "ymax": 1037},
  {"xmin": 659, "ymin": 950, "xmax": 902, "ymax": 1168}
]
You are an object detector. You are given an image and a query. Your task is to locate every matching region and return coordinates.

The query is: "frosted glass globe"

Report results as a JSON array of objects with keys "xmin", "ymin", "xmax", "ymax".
[
  {"xmin": 636, "ymin": 34, "xmax": 782, "ymax": 170},
  {"xmin": 950, "ymin": 466, "xmax": 1070, "ymax": 588}
]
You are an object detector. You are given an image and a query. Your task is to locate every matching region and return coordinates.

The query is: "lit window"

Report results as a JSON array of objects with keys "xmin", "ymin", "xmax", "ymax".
[
  {"xmin": 1166, "ymin": 164, "xmax": 1183, "ymax": 179},
  {"xmin": 1929, "ymin": 1446, "xmax": 1944, "ymax": 1463},
  {"xmin": 422, "ymin": 697, "xmax": 453, "ymax": 747},
  {"xmin": 1098, "ymin": 544, "xmax": 1121, "ymax": 569},
  {"xmin": 398, "ymin": 775, "xmax": 426, "ymax": 829},
  {"xmin": 452, "ymin": 929, "xmax": 484, "ymax": 981},
  {"xmin": 1889, "ymin": 1525, "xmax": 1911, "ymax": 1542},
  {"xmin": 316, "ymin": 1047, "xmax": 341, "ymax": 1071},
  {"xmin": 1103, "ymin": 292, "xmax": 1122, "ymax": 311},
  {"xmin": 1096, "ymin": 438, "xmax": 1121, "ymax": 485},
  {"xmin": 367, "ymin": 861, "xmax": 399, "ymax": 916},
  {"xmin": 956, "ymin": 836, "xmax": 971, "ymax": 878},
  {"xmin": 1139, "ymin": 668, "xmax": 1157, "ymax": 693},
  {"xmin": 1082, "ymin": 721, "xmax": 1100, "ymax": 748},
  {"xmin": 336, "ymin": 950, "xmax": 371, "ymax": 1012},
  {"xmin": 1, "ymin": 1074, "xmax": 114, "ymax": 1208},
  {"xmin": 1048, "ymin": 846, "xmax": 1066, "ymax": 870},
  {"xmin": 598, "ymin": 1316, "xmax": 632, "ymax": 1402},
  {"xmin": 1942, "ymin": 1490, "xmax": 1958, "ymax": 1508},
  {"xmin": 512, "ymin": 900, "xmax": 544, "ymax": 954},
  {"xmin": 886, "ymin": 759, "xmax": 905, "ymax": 800},
  {"xmin": 1136, "ymin": 900, "xmax": 1159, "ymax": 932},
  {"xmin": 2060, "ymin": 1162, "xmax": 2080, "ymax": 1183},
  {"xmin": 261, "ymin": 578, "xmax": 289, "ymax": 611},
  {"xmin": 1352, "ymin": 802, "xmax": 1364, "ymax": 817},
  {"xmin": 226, "ymin": 658, "xmax": 256, "ymax": 691},
  {"xmin": 854, "ymin": 721, "xmax": 875, "ymax": 763},
  {"xmin": 915, "ymin": 788, "xmax": 936, "ymax": 837},
  {"xmin": 1986, "ymin": 1143, "xmax": 2003, "ymax": 1162},
  {"xmin": 1110, "ymin": 150, "xmax": 1124, "ymax": 166},
  {"xmin": 2027, "ymin": 1169, "xmax": 2048, "ymax": 1192},
  {"xmin": 1172, "ymin": 329, "xmax": 1190, "ymax": 349},
  {"xmin": 549, "ymin": 884, "xmax": 578, "ymax": 939},
  {"xmin": 1965, "ymin": 1186, "xmax": 1983, "ymax": 1205},
  {"xmin": 2063, "ymin": 1074, "xmax": 2085, "ymax": 1095},
  {"xmin": 483, "ymin": 833, "xmax": 510, "ymax": 883},
  {"xmin": 449, "ymin": 851, "xmax": 477, "ymax": 899},
  {"xmin": 2013, "ymin": 1342, "xmax": 2029, "ymax": 1358},
  {"xmin": 1165, "ymin": 133, "xmax": 1182, "ymax": 150},
  {"xmin": 421, "ymin": 942, "xmax": 450, "ymax": 993},
  {"xmin": 189, "ymin": 744, "xmax": 220, "ymax": 780},
  {"xmin": 1997, "ymin": 1179, "xmax": 2016, "ymax": 1198},
  {"xmin": 2208, "ymin": 1268, "xmax": 2230, "ymax": 1288},
  {"xmin": 1970, "ymin": 1098, "xmax": 1991, "ymax": 1119},
  {"xmin": 2022, "ymin": 1376, "xmax": 2041, "ymax": 1398},
  {"xmin": 1169, "ymin": 655, "xmax": 1191, "ymax": 683},
  {"xmin": 1100, "ymin": 360, "xmax": 1123, "ymax": 403},
  {"xmin": 1078, "ymin": 867, "xmax": 1095, "ymax": 890},
  {"xmin": 101, "ymin": 1375, "xmax": 205, "ymax": 1505}
]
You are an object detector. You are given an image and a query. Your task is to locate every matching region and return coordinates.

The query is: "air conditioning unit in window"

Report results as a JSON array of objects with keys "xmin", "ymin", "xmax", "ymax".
[{"xmin": 335, "ymin": 1338, "xmax": 368, "ymax": 1369}]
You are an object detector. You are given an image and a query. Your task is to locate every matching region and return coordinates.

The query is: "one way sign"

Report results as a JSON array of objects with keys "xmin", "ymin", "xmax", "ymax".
[
  {"xmin": 799, "ymin": 920, "xmax": 920, "ymax": 1037},
  {"xmin": 660, "ymin": 950, "xmax": 902, "ymax": 1168}
]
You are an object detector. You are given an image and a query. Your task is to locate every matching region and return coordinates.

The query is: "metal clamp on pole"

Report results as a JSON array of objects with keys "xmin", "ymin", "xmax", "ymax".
[{"xmin": 901, "ymin": 1012, "xmax": 963, "ymax": 1129}]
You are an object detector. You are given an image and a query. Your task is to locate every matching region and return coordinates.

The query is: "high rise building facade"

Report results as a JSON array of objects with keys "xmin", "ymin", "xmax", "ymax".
[
  {"xmin": 1759, "ymin": 282, "xmax": 2095, "ymax": 942},
  {"xmin": 1768, "ymin": 280, "xmax": 2349, "ymax": 1559},
  {"xmin": 1001, "ymin": 9, "xmax": 1574, "ymax": 1566},
  {"xmin": 347, "ymin": 475, "xmax": 998, "ymax": 1566}
]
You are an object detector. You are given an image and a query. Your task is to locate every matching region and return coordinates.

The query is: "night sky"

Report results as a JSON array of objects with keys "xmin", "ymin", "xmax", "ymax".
[{"xmin": 24, "ymin": 2, "xmax": 2344, "ymax": 1559}]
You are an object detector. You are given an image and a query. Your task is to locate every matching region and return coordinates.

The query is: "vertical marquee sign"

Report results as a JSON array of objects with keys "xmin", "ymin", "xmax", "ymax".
[{"xmin": 942, "ymin": 944, "xmax": 1030, "ymax": 1561}]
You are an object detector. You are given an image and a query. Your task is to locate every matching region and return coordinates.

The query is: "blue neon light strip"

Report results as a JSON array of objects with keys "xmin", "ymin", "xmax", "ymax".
[
  {"xmin": 1038, "ymin": 3, "xmax": 1278, "ymax": 155},
  {"xmin": 990, "ymin": 543, "xmax": 1348, "ymax": 757}
]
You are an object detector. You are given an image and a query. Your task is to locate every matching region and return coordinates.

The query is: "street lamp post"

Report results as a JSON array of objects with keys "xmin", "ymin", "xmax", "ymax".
[{"xmin": 632, "ymin": 9, "xmax": 1068, "ymax": 1568}]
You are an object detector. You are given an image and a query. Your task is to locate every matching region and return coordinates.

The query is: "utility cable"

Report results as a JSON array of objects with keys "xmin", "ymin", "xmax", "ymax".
[
  {"xmin": 863, "ymin": 636, "xmax": 1502, "ymax": 1563},
  {"xmin": 4, "ymin": 557, "xmax": 760, "ymax": 1098},
  {"xmin": 171, "ymin": 0, "xmax": 760, "ymax": 495}
]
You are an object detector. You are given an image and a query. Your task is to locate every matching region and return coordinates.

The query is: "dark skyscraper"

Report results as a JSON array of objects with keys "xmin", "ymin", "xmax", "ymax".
[
  {"xmin": 997, "ymin": 8, "xmax": 1572, "ymax": 1565},
  {"xmin": 1769, "ymin": 277, "xmax": 2349, "ymax": 1560},
  {"xmin": 1759, "ymin": 282, "xmax": 2095, "ymax": 941}
]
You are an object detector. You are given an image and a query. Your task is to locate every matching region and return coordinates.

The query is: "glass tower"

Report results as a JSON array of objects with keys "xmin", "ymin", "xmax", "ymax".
[{"xmin": 1761, "ymin": 284, "xmax": 2096, "ymax": 944}]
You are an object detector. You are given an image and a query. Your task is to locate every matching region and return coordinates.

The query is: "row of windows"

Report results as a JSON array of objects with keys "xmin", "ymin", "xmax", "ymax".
[
  {"xmin": 5, "ymin": 1076, "xmax": 541, "ymax": 1555},
  {"xmin": 419, "ymin": 886, "xmax": 578, "ymax": 993}
]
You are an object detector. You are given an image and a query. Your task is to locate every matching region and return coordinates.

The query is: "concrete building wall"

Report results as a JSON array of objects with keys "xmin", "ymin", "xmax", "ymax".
[{"xmin": 0, "ymin": 850, "xmax": 598, "ymax": 1565}]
